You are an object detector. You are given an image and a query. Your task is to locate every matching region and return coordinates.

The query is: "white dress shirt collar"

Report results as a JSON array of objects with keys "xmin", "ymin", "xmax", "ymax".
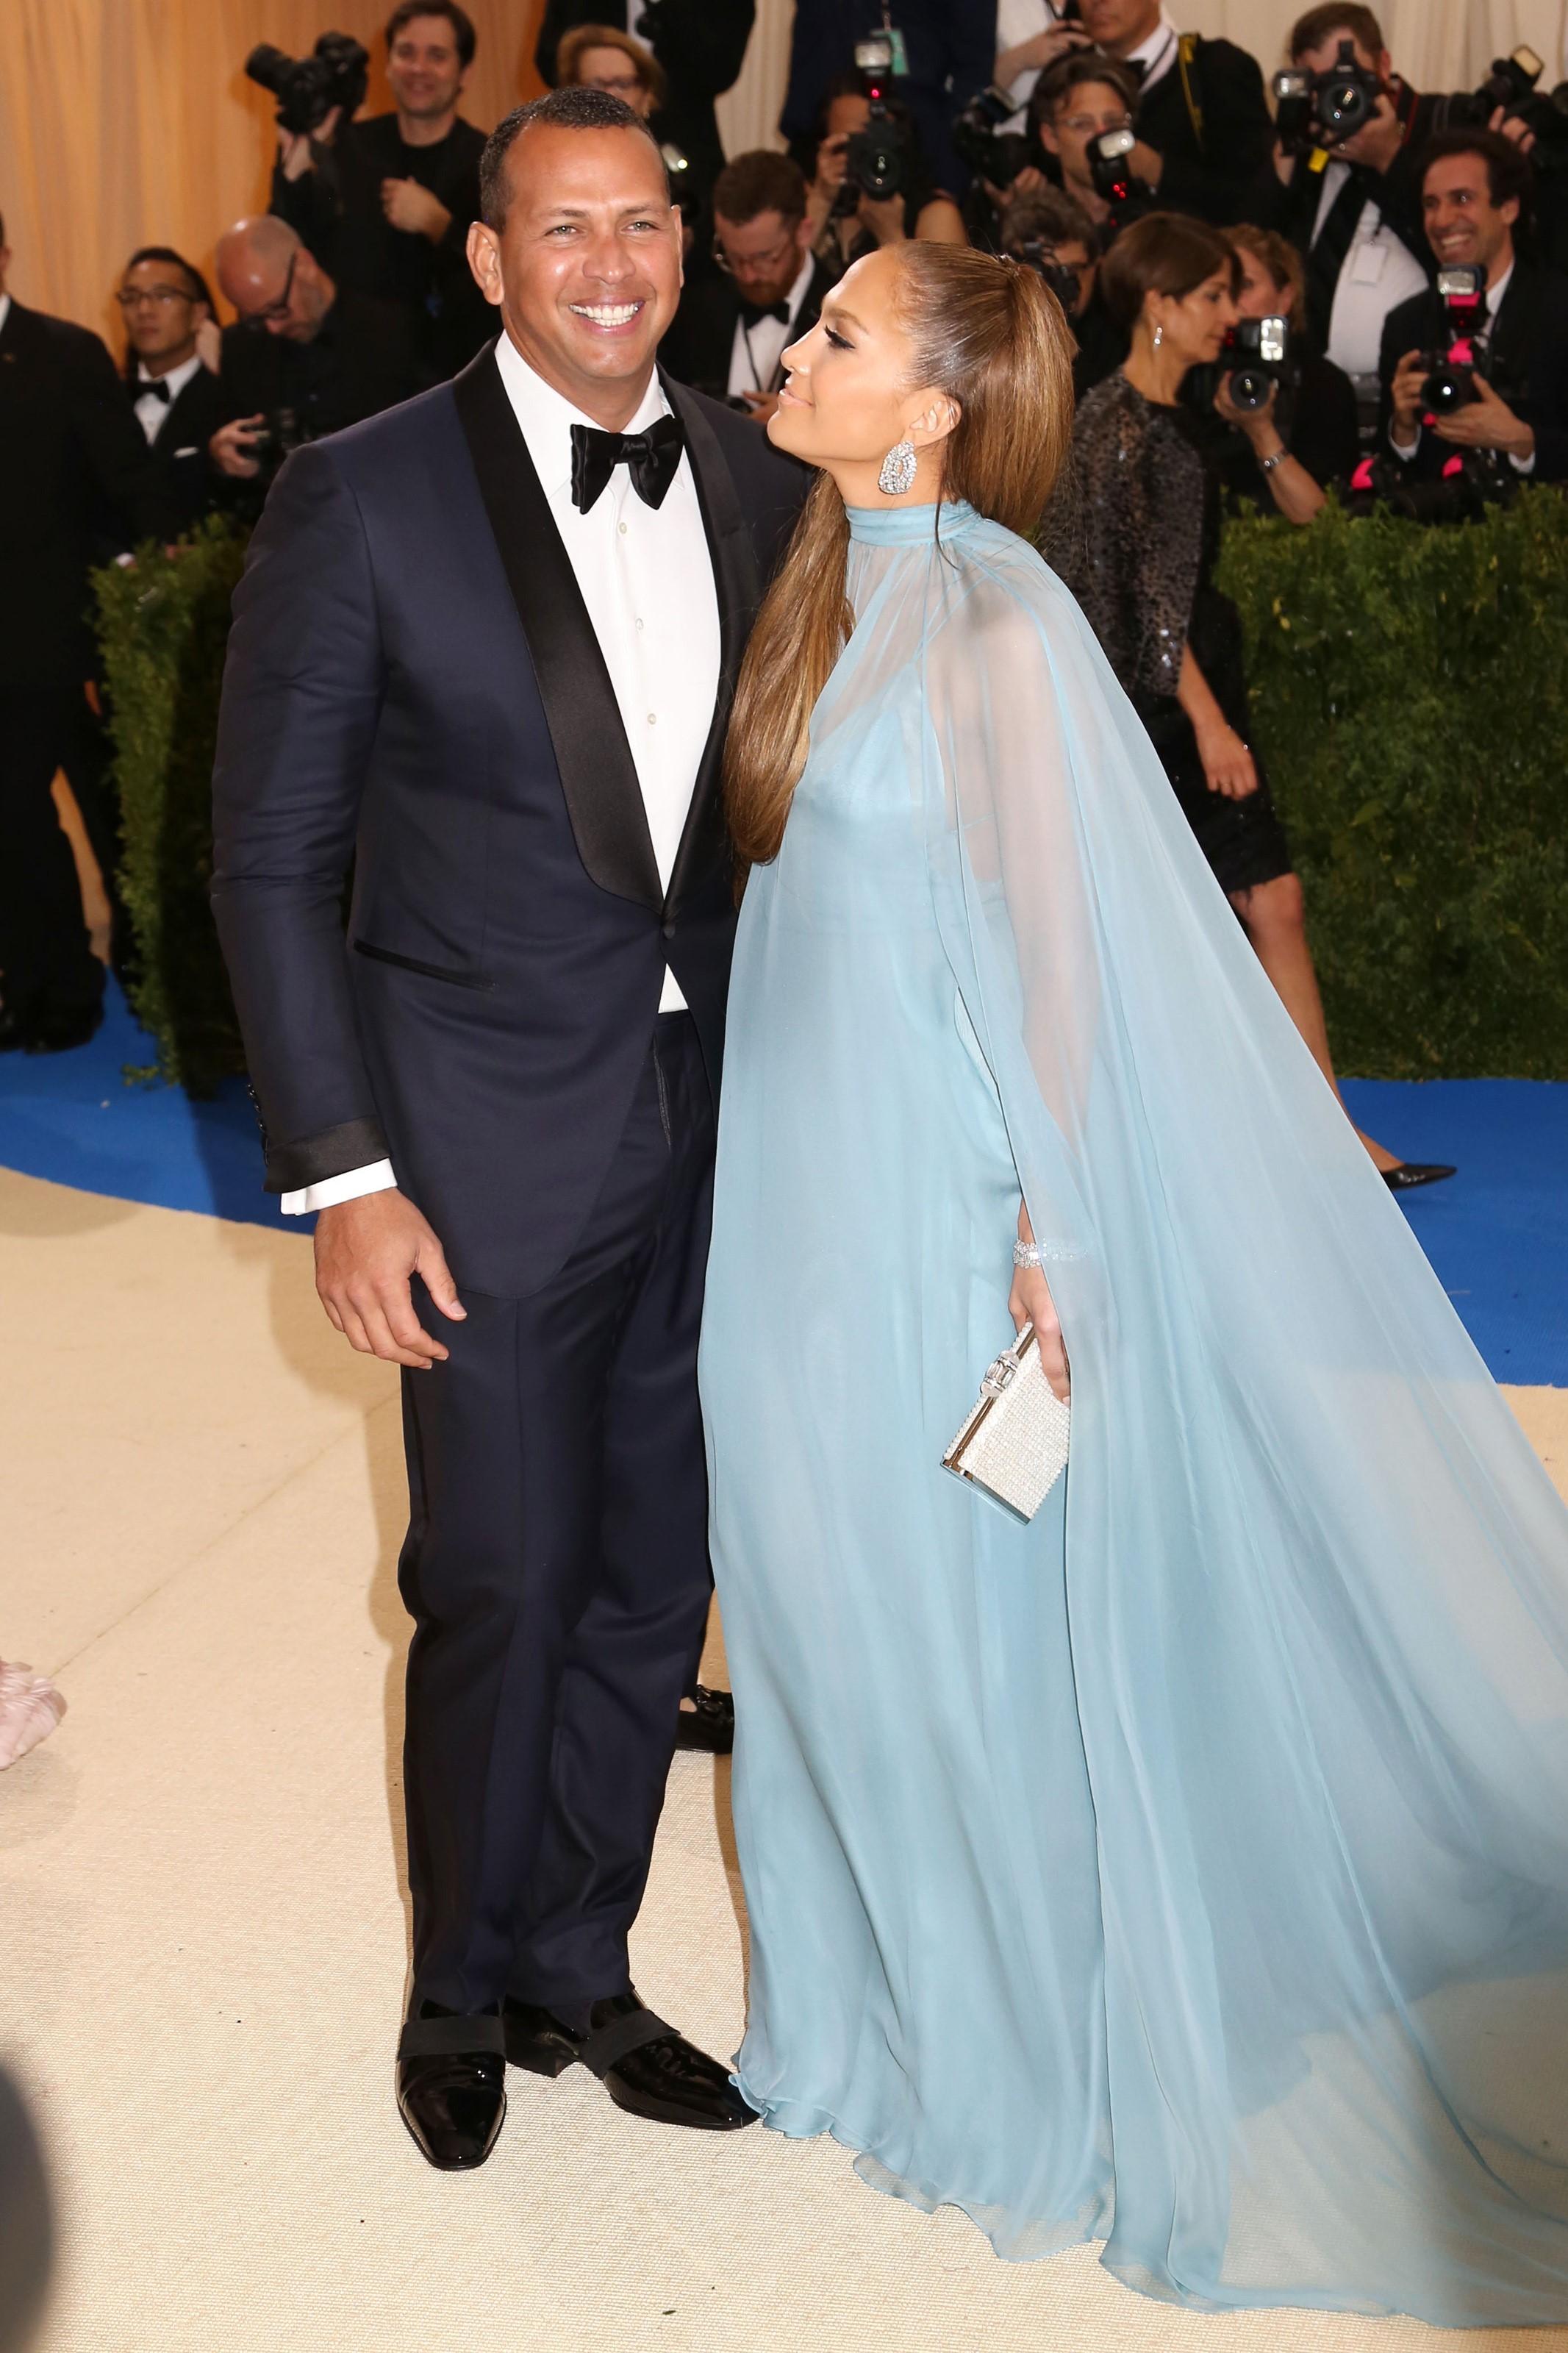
[
  {"xmin": 0, "ymin": 293, "xmax": 11, "ymax": 338},
  {"xmin": 1486, "ymin": 260, "xmax": 1515, "ymax": 319},
  {"xmin": 492, "ymin": 331, "xmax": 670, "ymax": 496},
  {"xmin": 1126, "ymin": 10, "xmax": 1181, "ymax": 95},
  {"xmin": 137, "ymin": 352, "xmax": 204, "ymax": 404}
]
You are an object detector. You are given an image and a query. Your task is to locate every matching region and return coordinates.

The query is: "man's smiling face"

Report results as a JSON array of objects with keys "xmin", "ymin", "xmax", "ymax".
[{"xmin": 468, "ymin": 122, "xmax": 682, "ymax": 428}]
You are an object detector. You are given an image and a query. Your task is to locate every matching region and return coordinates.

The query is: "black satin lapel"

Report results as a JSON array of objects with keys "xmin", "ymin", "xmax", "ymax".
[
  {"xmin": 661, "ymin": 376, "xmax": 762, "ymax": 914},
  {"xmin": 451, "ymin": 346, "xmax": 662, "ymax": 910}
]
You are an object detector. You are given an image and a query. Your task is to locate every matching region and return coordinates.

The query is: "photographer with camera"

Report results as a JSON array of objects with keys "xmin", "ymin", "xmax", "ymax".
[
  {"xmin": 1198, "ymin": 224, "xmax": 1358, "ymax": 519},
  {"xmin": 1056, "ymin": 213, "xmax": 1444, "ymax": 1188},
  {"xmin": 208, "ymin": 216, "xmax": 425, "ymax": 492},
  {"xmin": 1064, "ymin": 0, "xmax": 1272, "ymax": 226},
  {"xmin": 1000, "ymin": 184, "xmax": 1125, "ymax": 394},
  {"xmin": 783, "ymin": 4, "xmax": 992, "ymax": 199},
  {"xmin": 661, "ymin": 152, "xmax": 834, "ymax": 418},
  {"xmin": 536, "ymin": 0, "xmax": 755, "ymax": 217},
  {"xmin": 1379, "ymin": 131, "xmax": 1568, "ymax": 493},
  {"xmin": 1031, "ymin": 51, "xmax": 1146, "ymax": 239},
  {"xmin": 265, "ymin": 2, "xmax": 490, "ymax": 384},
  {"xmin": 805, "ymin": 68, "xmax": 968, "ymax": 271}
]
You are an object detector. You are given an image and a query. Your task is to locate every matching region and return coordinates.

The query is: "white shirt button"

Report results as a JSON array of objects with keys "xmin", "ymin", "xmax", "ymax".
[
  {"xmin": 635, "ymin": 616, "xmax": 645, "ymax": 630},
  {"xmin": 619, "ymin": 520, "xmax": 629, "ymax": 535},
  {"xmin": 647, "ymin": 712, "xmax": 657, "ymax": 725}
]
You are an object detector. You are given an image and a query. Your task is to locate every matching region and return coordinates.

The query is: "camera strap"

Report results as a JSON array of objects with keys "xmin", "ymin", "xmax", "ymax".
[{"xmin": 1177, "ymin": 34, "xmax": 1205, "ymax": 152}]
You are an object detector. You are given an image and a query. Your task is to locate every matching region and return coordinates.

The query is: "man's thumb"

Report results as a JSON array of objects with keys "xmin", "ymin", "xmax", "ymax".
[{"xmin": 418, "ymin": 1238, "xmax": 467, "ymax": 1320}]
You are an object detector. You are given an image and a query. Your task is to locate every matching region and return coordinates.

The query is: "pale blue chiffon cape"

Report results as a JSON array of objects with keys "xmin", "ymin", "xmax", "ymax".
[{"xmin": 699, "ymin": 499, "xmax": 1568, "ymax": 2322}]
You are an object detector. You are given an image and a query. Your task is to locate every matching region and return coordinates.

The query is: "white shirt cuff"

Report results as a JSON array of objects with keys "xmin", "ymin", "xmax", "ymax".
[
  {"xmin": 281, "ymin": 1159, "xmax": 397, "ymax": 1215},
  {"xmin": 1508, "ymin": 448, "xmax": 1537, "ymax": 475}
]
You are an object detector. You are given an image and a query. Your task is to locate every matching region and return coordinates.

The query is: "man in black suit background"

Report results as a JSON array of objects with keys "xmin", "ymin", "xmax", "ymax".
[
  {"xmin": 660, "ymin": 151, "xmax": 834, "ymax": 416},
  {"xmin": 211, "ymin": 88, "xmax": 806, "ymax": 2173},
  {"xmin": 0, "ymin": 219, "xmax": 171, "ymax": 1051},
  {"xmin": 207, "ymin": 216, "xmax": 426, "ymax": 493},
  {"xmin": 115, "ymin": 247, "xmax": 225, "ymax": 537},
  {"xmin": 1380, "ymin": 131, "xmax": 1568, "ymax": 488},
  {"xmin": 780, "ymin": 0, "xmax": 991, "ymax": 200},
  {"xmin": 271, "ymin": 0, "xmax": 492, "ymax": 383},
  {"xmin": 535, "ymin": 0, "xmax": 756, "ymax": 215},
  {"xmin": 1071, "ymin": 0, "xmax": 1272, "ymax": 225}
]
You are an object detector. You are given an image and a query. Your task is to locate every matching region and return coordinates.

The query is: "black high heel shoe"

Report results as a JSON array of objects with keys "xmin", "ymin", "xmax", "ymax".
[{"xmin": 1383, "ymin": 1163, "xmax": 1456, "ymax": 1193}]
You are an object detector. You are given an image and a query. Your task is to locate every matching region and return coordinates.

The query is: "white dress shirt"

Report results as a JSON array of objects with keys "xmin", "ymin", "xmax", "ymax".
[
  {"xmin": 282, "ymin": 336, "xmax": 723, "ymax": 1215},
  {"xmin": 0, "ymin": 293, "xmax": 10, "ymax": 336},
  {"xmin": 996, "ymin": 0, "xmax": 1051, "ymax": 128},
  {"xmin": 1388, "ymin": 259, "xmax": 1535, "ymax": 474},
  {"xmin": 133, "ymin": 352, "xmax": 203, "ymax": 444},
  {"xmin": 1313, "ymin": 163, "xmax": 1431, "ymax": 383},
  {"xmin": 726, "ymin": 251, "xmax": 816, "ymax": 399},
  {"xmin": 1125, "ymin": 10, "xmax": 1181, "ymax": 99}
]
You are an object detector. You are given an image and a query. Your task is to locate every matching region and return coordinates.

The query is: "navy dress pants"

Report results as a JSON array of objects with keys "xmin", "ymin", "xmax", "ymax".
[{"xmin": 398, "ymin": 1010, "xmax": 716, "ymax": 2018}]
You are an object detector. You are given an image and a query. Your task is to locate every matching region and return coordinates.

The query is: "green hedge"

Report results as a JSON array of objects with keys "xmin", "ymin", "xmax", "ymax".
[
  {"xmin": 94, "ymin": 518, "xmax": 250, "ymax": 1094},
  {"xmin": 96, "ymin": 496, "xmax": 1568, "ymax": 1093},
  {"xmin": 1216, "ymin": 489, "xmax": 1568, "ymax": 1079}
]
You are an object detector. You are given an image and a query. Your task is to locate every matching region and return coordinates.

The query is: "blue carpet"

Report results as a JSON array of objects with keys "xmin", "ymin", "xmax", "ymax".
[{"xmin": 0, "ymin": 983, "xmax": 1562, "ymax": 1384}]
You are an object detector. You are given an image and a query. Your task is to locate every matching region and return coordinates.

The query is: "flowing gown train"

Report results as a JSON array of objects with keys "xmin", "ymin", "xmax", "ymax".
[{"xmin": 699, "ymin": 499, "xmax": 1568, "ymax": 2323}]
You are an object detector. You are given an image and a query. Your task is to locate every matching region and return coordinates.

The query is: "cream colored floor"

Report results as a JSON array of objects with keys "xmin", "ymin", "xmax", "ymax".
[{"xmin": 1, "ymin": 1164, "xmax": 1566, "ymax": 2353}]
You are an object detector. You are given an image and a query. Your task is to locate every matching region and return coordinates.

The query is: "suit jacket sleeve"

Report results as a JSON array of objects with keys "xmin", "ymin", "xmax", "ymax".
[
  {"xmin": 1153, "ymin": 43, "xmax": 1275, "ymax": 224},
  {"xmin": 1514, "ymin": 288, "xmax": 1568, "ymax": 482},
  {"xmin": 534, "ymin": 0, "xmax": 568, "ymax": 85},
  {"xmin": 651, "ymin": 0, "xmax": 756, "ymax": 96},
  {"xmin": 210, "ymin": 442, "xmax": 390, "ymax": 1192},
  {"xmin": 71, "ymin": 329, "xmax": 177, "ymax": 548}
]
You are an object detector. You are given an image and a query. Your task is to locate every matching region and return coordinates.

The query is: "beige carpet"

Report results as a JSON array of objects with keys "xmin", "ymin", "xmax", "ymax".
[{"xmin": 1, "ymin": 1163, "xmax": 1565, "ymax": 2353}]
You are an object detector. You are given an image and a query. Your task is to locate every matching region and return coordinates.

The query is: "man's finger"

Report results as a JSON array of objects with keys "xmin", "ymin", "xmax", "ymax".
[
  {"xmin": 337, "ymin": 1302, "xmax": 376, "ymax": 1355},
  {"xmin": 382, "ymin": 1289, "xmax": 449, "ymax": 1363},
  {"xmin": 320, "ymin": 1292, "xmax": 346, "ymax": 1335},
  {"xmin": 418, "ymin": 1240, "xmax": 467, "ymax": 1321},
  {"xmin": 357, "ymin": 1299, "xmax": 435, "ymax": 1369}
]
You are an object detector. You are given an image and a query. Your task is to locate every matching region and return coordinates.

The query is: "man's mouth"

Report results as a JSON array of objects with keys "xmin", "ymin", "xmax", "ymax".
[{"xmin": 568, "ymin": 300, "xmax": 646, "ymax": 332}]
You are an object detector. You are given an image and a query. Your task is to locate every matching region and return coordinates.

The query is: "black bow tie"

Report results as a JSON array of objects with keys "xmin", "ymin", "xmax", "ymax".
[
  {"xmin": 740, "ymin": 296, "xmax": 791, "ymax": 329},
  {"xmin": 570, "ymin": 413, "xmax": 685, "ymax": 514},
  {"xmin": 138, "ymin": 376, "xmax": 171, "ymax": 404}
]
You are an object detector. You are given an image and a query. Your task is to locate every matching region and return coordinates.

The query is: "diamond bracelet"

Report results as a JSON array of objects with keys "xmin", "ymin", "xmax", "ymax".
[{"xmin": 1014, "ymin": 1238, "xmax": 1074, "ymax": 1268}]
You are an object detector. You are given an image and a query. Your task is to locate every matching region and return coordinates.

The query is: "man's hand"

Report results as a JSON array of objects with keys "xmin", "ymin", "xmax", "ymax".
[
  {"xmin": 1335, "ymin": 87, "xmax": 1403, "ymax": 174},
  {"xmin": 1195, "ymin": 716, "xmax": 1259, "ymax": 800},
  {"xmin": 277, "ymin": 107, "xmax": 340, "ymax": 179},
  {"xmin": 1433, "ymin": 372, "xmax": 1534, "ymax": 458},
  {"xmin": 860, "ymin": 191, "xmax": 907, "ymax": 249},
  {"xmin": 1489, "ymin": 102, "xmax": 1537, "ymax": 157},
  {"xmin": 382, "ymin": 177, "xmax": 453, "ymax": 242},
  {"xmin": 1128, "ymin": 138, "xmax": 1164, "ymax": 188},
  {"xmin": 739, "ymin": 389, "xmax": 781, "ymax": 424},
  {"xmin": 1389, "ymin": 347, "xmax": 1428, "ymax": 444},
  {"xmin": 210, "ymin": 415, "xmax": 266, "ymax": 479},
  {"xmin": 314, "ymin": 1190, "xmax": 466, "ymax": 1370}
]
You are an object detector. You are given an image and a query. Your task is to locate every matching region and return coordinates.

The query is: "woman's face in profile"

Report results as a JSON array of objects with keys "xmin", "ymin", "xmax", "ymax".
[
  {"xmin": 1156, "ymin": 267, "xmax": 1237, "ymax": 369},
  {"xmin": 768, "ymin": 248, "xmax": 913, "ymax": 469}
]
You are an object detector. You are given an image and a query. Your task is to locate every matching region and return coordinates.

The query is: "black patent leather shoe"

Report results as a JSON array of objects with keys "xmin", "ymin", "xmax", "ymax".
[
  {"xmin": 1383, "ymin": 1162, "xmax": 1456, "ymax": 1193},
  {"xmin": 674, "ymin": 1685, "xmax": 734, "ymax": 1754},
  {"xmin": 396, "ymin": 2005, "xmax": 507, "ymax": 2171},
  {"xmin": 503, "ymin": 1988, "xmax": 756, "ymax": 2131}
]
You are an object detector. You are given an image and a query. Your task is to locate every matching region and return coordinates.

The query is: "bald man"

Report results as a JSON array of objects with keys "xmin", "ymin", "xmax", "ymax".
[{"xmin": 208, "ymin": 214, "xmax": 424, "ymax": 485}]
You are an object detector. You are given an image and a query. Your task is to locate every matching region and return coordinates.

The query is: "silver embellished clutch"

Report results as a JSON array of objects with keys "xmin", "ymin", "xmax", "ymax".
[{"xmin": 942, "ymin": 1322, "xmax": 1070, "ymax": 1523}]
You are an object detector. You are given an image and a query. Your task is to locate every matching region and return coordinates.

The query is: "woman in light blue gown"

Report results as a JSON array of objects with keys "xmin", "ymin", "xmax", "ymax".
[{"xmin": 698, "ymin": 239, "xmax": 1568, "ymax": 2324}]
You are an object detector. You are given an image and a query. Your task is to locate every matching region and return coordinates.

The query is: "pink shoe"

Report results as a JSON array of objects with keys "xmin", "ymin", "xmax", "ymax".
[{"xmin": 0, "ymin": 1660, "xmax": 66, "ymax": 1769}]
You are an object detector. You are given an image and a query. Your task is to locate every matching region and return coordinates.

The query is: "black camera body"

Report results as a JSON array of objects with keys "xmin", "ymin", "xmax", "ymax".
[
  {"xmin": 245, "ymin": 32, "xmax": 370, "ymax": 138},
  {"xmin": 1445, "ymin": 46, "xmax": 1568, "ymax": 171},
  {"xmin": 1272, "ymin": 39, "xmax": 1383, "ymax": 156},
  {"xmin": 1225, "ymin": 314, "xmax": 1290, "ymax": 409},
  {"xmin": 1009, "ymin": 238, "xmax": 1085, "ymax": 315},
  {"xmin": 835, "ymin": 37, "xmax": 914, "ymax": 209},
  {"xmin": 1088, "ymin": 126, "xmax": 1153, "ymax": 226},
  {"xmin": 1419, "ymin": 263, "xmax": 1487, "ymax": 417},
  {"xmin": 953, "ymin": 84, "xmax": 1034, "ymax": 191}
]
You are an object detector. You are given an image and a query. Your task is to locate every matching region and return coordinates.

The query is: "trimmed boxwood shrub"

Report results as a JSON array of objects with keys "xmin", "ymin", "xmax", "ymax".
[{"xmin": 1216, "ymin": 490, "xmax": 1568, "ymax": 1078}]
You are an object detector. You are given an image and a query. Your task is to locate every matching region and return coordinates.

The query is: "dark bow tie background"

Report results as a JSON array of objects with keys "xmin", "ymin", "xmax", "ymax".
[
  {"xmin": 137, "ymin": 376, "xmax": 171, "ymax": 404},
  {"xmin": 740, "ymin": 296, "xmax": 792, "ymax": 330}
]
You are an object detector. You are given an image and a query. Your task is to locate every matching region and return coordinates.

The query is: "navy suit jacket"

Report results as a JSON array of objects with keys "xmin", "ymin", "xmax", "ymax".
[{"xmin": 210, "ymin": 344, "xmax": 806, "ymax": 1295}]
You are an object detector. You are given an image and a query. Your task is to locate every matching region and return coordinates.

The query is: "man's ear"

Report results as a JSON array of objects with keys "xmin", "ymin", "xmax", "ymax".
[
  {"xmin": 467, "ymin": 218, "xmax": 502, "ymax": 306},
  {"xmin": 1039, "ymin": 119, "xmax": 1063, "ymax": 159}
]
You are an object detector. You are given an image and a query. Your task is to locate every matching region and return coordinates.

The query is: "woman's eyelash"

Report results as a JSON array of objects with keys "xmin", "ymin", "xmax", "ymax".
[{"xmin": 825, "ymin": 327, "xmax": 852, "ymax": 350}]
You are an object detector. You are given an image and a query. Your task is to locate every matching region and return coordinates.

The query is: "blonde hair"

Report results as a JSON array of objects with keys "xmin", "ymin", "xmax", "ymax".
[
  {"xmin": 1225, "ymin": 224, "xmax": 1306, "ymax": 330},
  {"xmin": 724, "ymin": 245, "xmax": 1075, "ymax": 873}
]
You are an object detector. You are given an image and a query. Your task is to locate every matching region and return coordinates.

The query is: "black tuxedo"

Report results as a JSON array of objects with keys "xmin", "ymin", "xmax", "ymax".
[
  {"xmin": 1376, "ymin": 260, "xmax": 1568, "ymax": 484},
  {"xmin": 129, "ymin": 362, "xmax": 226, "ymax": 538},
  {"xmin": 535, "ymin": 0, "xmax": 754, "ymax": 207},
  {"xmin": 1256, "ymin": 86, "xmax": 1440, "ymax": 350},
  {"xmin": 212, "ymin": 346, "xmax": 806, "ymax": 2013},
  {"xmin": 1135, "ymin": 37, "xmax": 1273, "ymax": 226},
  {"xmin": 659, "ymin": 255, "xmax": 833, "ymax": 401},
  {"xmin": 0, "ymin": 300, "xmax": 172, "ymax": 1029},
  {"xmin": 215, "ymin": 295, "xmax": 425, "ymax": 446}
]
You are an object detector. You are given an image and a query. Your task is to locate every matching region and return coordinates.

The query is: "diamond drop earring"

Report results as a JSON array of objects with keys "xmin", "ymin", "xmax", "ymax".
[
  {"xmin": 878, "ymin": 438, "xmax": 917, "ymax": 497},
  {"xmin": 1153, "ymin": 323, "xmax": 1164, "ymax": 351}
]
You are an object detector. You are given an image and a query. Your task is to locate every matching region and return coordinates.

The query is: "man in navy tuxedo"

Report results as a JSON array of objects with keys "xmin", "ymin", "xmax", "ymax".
[{"xmin": 211, "ymin": 87, "xmax": 805, "ymax": 2171}]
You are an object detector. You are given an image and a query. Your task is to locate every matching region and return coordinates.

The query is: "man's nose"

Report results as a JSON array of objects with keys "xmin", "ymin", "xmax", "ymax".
[{"xmin": 582, "ymin": 235, "xmax": 636, "ymax": 282}]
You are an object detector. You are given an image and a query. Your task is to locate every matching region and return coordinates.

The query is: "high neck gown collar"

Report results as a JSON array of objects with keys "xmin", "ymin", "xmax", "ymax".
[{"xmin": 846, "ymin": 499, "xmax": 979, "ymax": 546}]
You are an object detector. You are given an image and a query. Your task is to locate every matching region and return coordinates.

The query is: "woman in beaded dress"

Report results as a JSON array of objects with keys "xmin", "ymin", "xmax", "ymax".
[
  {"xmin": 1059, "ymin": 213, "xmax": 1448, "ymax": 1190},
  {"xmin": 698, "ymin": 236, "xmax": 1568, "ymax": 2322}
]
